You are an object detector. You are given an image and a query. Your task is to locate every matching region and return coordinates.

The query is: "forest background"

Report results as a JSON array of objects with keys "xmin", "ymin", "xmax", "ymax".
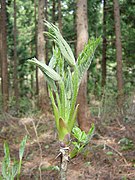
[{"xmin": 0, "ymin": 0, "xmax": 135, "ymax": 118}]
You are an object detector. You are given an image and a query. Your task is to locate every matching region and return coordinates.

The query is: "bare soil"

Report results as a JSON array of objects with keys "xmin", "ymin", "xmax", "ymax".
[{"xmin": 0, "ymin": 112, "xmax": 135, "ymax": 180}]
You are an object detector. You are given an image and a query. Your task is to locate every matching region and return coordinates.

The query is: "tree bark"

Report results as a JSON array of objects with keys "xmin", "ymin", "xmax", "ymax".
[
  {"xmin": 113, "ymin": 0, "xmax": 123, "ymax": 108},
  {"xmin": 34, "ymin": 0, "xmax": 39, "ymax": 96},
  {"xmin": 102, "ymin": 0, "xmax": 107, "ymax": 88},
  {"xmin": 1, "ymin": 0, "xmax": 9, "ymax": 112},
  {"xmin": 37, "ymin": 0, "xmax": 48, "ymax": 111},
  {"xmin": 45, "ymin": 0, "xmax": 49, "ymax": 64},
  {"xmin": 73, "ymin": 2, "xmax": 77, "ymax": 57},
  {"xmin": 0, "ymin": 7, "xmax": 2, "ymax": 87},
  {"xmin": 58, "ymin": 0, "xmax": 62, "ymax": 34},
  {"xmin": 52, "ymin": 0, "xmax": 56, "ymax": 25},
  {"xmin": 76, "ymin": 0, "xmax": 90, "ymax": 132},
  {"xmin": 13, "ymin": 0, "xmax": 19, "ymax": 110}
]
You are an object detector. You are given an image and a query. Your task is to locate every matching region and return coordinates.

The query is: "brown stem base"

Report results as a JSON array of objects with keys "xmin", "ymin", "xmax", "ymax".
[{"xmin": 60, "ymin": 147, "xmax": 69, "ymax": 180}]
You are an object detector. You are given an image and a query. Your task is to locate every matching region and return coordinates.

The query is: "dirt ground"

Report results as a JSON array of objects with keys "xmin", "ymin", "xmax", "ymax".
[{"xmin": 0, "ymin": 112, "xmax": 135, "ymax": 180}]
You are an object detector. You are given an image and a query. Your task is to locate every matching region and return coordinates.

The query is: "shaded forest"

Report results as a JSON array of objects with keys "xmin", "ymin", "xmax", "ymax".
[{"xmin": 0, "ymin": 0, "xmax": 135, "ymax": 179}]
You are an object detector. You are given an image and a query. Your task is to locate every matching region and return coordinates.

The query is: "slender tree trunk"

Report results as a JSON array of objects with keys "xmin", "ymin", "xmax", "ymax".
[
  {"xmin": 45, "ymin": 0, "xmax": 48, "ymax": 64},
  {"xmin": 73, "ymin": 2, "xmax": 77, "ymax": 56},
  {"xmin": 13, "ymin": 0, "xmax": 19, "ymax": 110},
  {"xmin": 37, "ymin": 0, "xmax": 48, "ymax": 111},
  {"xmin": 102, "ymin": 0, "xmax": 107, "ymax": 87},
  {"xmin": 1, "ymin": 0, "xmax": 9, "ymax": 112},
  {"xmin": 52, "ymin": 0, "xmax": 56, "ymax": 25},
  {"xmin": 113, "ymin": 0, "xmax": 123, "ymax": 108},
  {"xmin": 0, "ymin": 8, "xmax": 2, "ymax": 88},
  {"xmin": 76, "ymin": 0, "xmax": 90, "ymax": 132},
  {"xmin": 52, "ymin": 0, "xmax": 56, "ymax": 48},
  {"xmin": 58, "ymin": 0, "xmax": 62, "ymax": 33},
  {"xmin": 34, "ymin": 0, "xmax": 38, "ymax": 96}
]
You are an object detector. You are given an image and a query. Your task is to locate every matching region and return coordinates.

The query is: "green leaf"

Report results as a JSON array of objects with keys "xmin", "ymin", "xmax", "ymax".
[
  {"xmin": 3, "ymin": 142, "xmax": 10, "ymax": 165},
  {"xmin": 80, "ymin": 132, "xmax": 87, "ymax": 143},
  {"xmin": 72, "ymin": 126, "xmax": 82, "ymax": 141},
  {"xmin": 48, "ymin": 47, "xmax": 57, "ymax": 69},
  {"xmin": 11, "ymin": 160, "xmax": 19, "ymax": 178},
  {"xmin": 72, "ymin": 126, "xmax": 88, "ymax": 143},
  {"xmin": 68, "ymin": 68, "xmax": 79, "ymax": 124},
  {"xmin": 44, "ymin": 21, "xmax": 76, "ymax": 66},
  {"xmin": 41, "ymin": 165, "xmax": 60, "ymax": 171},
  {"xmin": 60, "ymin": 81, "xmax": 65, "ymax": 120},
  {"xmin": 70, "ymin": 142, "xmax": 85, "ymax": 159},
  {"xmin": 69, "ymin": 147, "xmax": 78, "ymax": 159},
  {"xmin": 2, "ymin": 159, "xmax": 9, "ymax": 179},
  {"xmin": 68, "ymin": 104, "xmax": 79, "ymax": 133},
  {"xmin": 88, "ymin": 124, "xmax": 95, "ymax": 137},
  {"xmin": 56, "ymin": 92, "xmax": 61, "ymax": 117},
  {"xmin": 77, "ymin": 37, "xmax": 101, "ymax": 84},
  {"xmin": 106, "ymin": 151, "xmax": 113, "ymax": 156},
  {"xmin": 48, "ymin": 87, "xmax": 59, "ymax": 131},
  {"xmin": 19, "ymin": 135, "xmax": 27, "ymax": 160},
  {"xmin": 44, "ymin": 73, "xmax": 57, "ymax": 92},
  {"xmin": 72, "ymin": 142, "xmax": 80, "ymax": 149},
  {"xmin": 28, "ymin": 58, "xmax": 61, "ymax": 81},
  {"xmin": 64, "ymin": 68, "xmax": 73, "ymax": 121},
  {"xmin": 2, "ymin": 142, "xmax": 11, "ymax": 179},
  {"xmin": 65, "ymin": 67, "xmax": 73, "ymax": 100}
]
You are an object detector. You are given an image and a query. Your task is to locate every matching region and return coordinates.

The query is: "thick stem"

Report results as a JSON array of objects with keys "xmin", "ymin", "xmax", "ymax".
[{"xmin": 60, "ymin": 147, "xmax": 69, "ymax": 180}]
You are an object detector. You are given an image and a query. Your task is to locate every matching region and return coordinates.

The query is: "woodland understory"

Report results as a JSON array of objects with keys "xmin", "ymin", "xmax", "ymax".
[{"xmin": 0, "ymin": 93, "xmax": 135, "ymax": 179}]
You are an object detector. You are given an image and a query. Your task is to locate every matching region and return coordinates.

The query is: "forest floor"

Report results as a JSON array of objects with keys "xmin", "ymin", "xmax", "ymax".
[{"xmin": 0, "ymin": 110, "xmax": 135, "ymax": 180}]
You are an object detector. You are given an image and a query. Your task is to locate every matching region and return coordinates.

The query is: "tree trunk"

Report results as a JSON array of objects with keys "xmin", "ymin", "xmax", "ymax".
[
  {"xmin": 45, "ymin": 0, "xmax": 49, "ymax": 64},
  {"xmin": 113, "ymin": 0, "xmax": 123, "ymax": 108},
  {"xmin": 102, "ymin": 0, "xmax": 107, "ymax": 88},
  {"xmin": 52, "ymin": 0, "xmax": 56, "ymax": 25},
  {"xmin": 1, "ymin": 0, "xmax": 9, "ymax": 112},
  {"xmin": 13, "ymin": 0, "xmax": 19, "ymax": 111},
  {"xmin": 73, "ymin": 2, "xmax": 77, "ymax": 56},
  {"xmin": 34, "ymin": 0, "xmax": 38, "ymax": 96},
  {"xmin": 37, "ymin": 0, "xmax": 48, "ymax": 111},
  {"xmin": 0, "ymin": 7, "xmax": 2, "ymax": 88},
  {"xmin": 58, "ymin": 0, "xmax": 62, "ymax": 33},
  {"xmin": 76, "ymin": 0, "xmax": 90, "ymax": 132}
]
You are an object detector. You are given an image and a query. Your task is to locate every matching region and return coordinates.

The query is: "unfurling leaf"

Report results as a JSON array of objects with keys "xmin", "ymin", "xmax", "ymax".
[
  {"xmin": 77, "ymin": 37, "xmax": 101, "ymax": 84},
  {"xmin": 44, "ymin": 21, "xmax": 76, "ymax": 66},
  {"xmin": 28, "ymin": 58, "xmax": 61, "ymax": 81}
]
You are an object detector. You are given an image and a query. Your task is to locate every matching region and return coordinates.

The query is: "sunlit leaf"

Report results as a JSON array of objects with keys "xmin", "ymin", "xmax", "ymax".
[
  {"xmin": 28, "ymin": 58, "xmax": 61, "ymax": 81},
  {"xmin": 77, "ymin": 37, "xmax": 101, "ymax": 84},
  {"xmin": 19, "ymin": 135, "xmax": 27, "ymax": 160},
  {"xmin": 60, "ymin": 82, "xmax": 65, "ymax": 120},
  {"xmin": 48, "ymin": 87, "xmax": 59, "ymax": 130},
  {"xmin": 68, "ymin": 68, "xmax": 79, "ymax": 123},
  {"xmin": 11, "ymin": 160, "xmax": 19, "ymax": 178},
  {"xmin": 68, "ymin": 104, "xmax": 79, "ymax": 133},
  {"xmin": 44, "ymin": 21, "xmax": 76, "ymax": 66}
]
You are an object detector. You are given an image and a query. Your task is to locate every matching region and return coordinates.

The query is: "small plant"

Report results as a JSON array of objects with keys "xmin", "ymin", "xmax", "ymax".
[
  {"xmin": 118, "ymin": 137, "xmax": 134, "ymax": 151},
  {"xmin": 0, "ymin": 136, "xmax": 27, "ymax": 180},
  {"xmin": 28, "ymin": 21, "xmax": 100, "ymax": 179},
  {"xmin": 41, "ymin": 165, "xmax": 60, "ymax": 171},
  {"xmin": 106, "ymin": 151, "xmax": 113, "ymax": 156},
  {"xmin": 70, "ymin": 124, "xmax": 95, "ymax": 158}
]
